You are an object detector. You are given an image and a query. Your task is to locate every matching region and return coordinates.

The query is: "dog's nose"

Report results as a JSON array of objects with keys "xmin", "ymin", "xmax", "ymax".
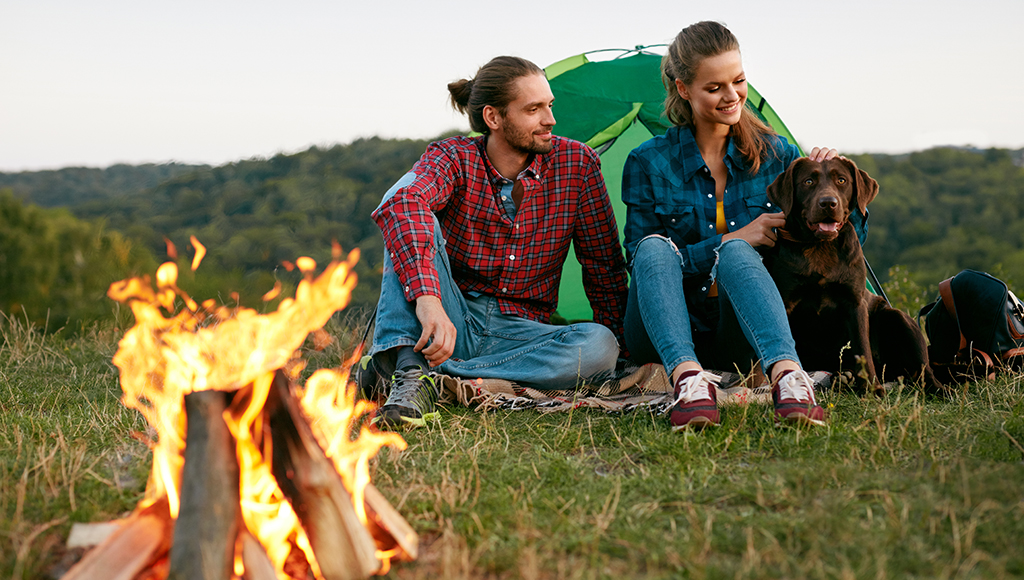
[{"xmin": 819, "ymin": 197, "xmax": 838, "ymax": 210}]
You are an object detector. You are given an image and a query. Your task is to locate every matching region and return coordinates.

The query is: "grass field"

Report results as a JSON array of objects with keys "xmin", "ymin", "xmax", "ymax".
[{"xmin": 2, "ymin": 313, "xmax": 1024, "ymax": 579}]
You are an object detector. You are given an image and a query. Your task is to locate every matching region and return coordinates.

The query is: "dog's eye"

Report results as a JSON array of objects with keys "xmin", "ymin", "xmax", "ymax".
[
  {"xmin": 837, "ymin": 177, "xmax": 847, "ymax": 184},
  {"xmin": 803, "ymin": 178, "xmax": 814, "ymax": 186}
]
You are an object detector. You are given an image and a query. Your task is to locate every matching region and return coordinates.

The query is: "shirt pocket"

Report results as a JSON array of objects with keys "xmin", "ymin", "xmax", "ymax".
[
  {"xmin": 654, "ymin": 202, "xmax": 700, "ymax": 245},
  {"xmin": 744, "ymin": 193, "xmax": 778, "ymax": 221}
]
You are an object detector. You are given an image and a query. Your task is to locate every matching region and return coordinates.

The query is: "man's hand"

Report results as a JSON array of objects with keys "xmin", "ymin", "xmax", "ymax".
[
  {"xmin": 722, "ymin": 211, "xmax": 786, "ymax": 248},
  {"xmin": 414, "ymin": 295, "xmax": 456, "ymax": 367}
]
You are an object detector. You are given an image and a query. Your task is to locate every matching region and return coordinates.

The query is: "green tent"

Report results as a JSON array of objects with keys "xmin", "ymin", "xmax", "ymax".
[{"xmin": 548, "ymin": 47, "xmax": 804, "ymax": 321}]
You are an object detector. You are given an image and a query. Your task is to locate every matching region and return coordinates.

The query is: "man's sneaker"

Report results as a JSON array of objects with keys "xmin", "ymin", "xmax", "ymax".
[
  {"xmin": 374, "ymin": 368, "xmax": 441, "ymax": 429},
  {"xmin": 352, "ymin": 355, "xmax": 386, "ymax": 401},
  {"xmin": 772, "ymin": 370, "xmax": 827, "ymax": 427},
  {"xmin": 668, "ymin": 371, "xmax": 722, "ymax": 431}
]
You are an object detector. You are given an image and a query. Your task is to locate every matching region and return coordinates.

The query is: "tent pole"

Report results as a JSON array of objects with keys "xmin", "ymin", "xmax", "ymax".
[{"xmin": 865, "ymin": 258, "xmax": 890, "ymax": 306}]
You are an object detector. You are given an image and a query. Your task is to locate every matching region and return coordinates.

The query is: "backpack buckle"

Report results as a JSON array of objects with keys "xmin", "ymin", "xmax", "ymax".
[{"xmin": 1010, "ymin": 290, "xmax": 1024, "ymax": 320}]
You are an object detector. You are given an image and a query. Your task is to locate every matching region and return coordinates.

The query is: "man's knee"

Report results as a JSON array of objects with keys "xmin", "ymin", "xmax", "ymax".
[{"xmin": 570, "ymin": 323, "xmax": 619, "ymax": 376}]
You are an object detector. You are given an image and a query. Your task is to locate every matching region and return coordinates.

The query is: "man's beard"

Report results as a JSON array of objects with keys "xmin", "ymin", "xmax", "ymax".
[{"xmin": 502, "ymin": 119, "xmax": 553, "ymax": 155}]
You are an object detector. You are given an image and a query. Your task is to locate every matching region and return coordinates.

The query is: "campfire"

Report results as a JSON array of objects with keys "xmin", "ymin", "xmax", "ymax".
[{"xmin": 62, "ymin": 239, "xmax": 417, "ymax": 580}]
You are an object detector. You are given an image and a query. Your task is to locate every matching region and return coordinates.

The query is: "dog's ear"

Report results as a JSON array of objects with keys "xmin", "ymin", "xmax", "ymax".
[
  {"xmin": 766, "ymin": 159, "xmax": 797, "ymax": 216},
  {"xmin": 843, "ymin": 158, "xmax": 878, "ymax": 214}
]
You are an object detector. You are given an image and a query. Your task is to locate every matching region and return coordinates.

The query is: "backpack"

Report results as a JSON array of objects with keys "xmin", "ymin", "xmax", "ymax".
[{"xmin": 918, "ymin": 269, "xmax": 1024, "ymax": 384}]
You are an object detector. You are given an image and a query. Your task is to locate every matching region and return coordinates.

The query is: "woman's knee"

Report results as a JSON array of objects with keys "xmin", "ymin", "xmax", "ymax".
[
  {"xmin": 633, "ymin": 235, "xmax": 682, "ymax": 270},
  {"xmin": 715, "ymin": 238, "xmax": 766, "ymax": 281},
  {"xmin": 717, "ymin": 238, "xmax": 756, "ymax": 260}
]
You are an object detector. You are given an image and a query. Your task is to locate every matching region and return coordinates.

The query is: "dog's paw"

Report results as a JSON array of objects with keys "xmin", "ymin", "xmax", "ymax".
[{"xmin": 853, "ymin": 355, "xmax": 882, "ymax": 396}]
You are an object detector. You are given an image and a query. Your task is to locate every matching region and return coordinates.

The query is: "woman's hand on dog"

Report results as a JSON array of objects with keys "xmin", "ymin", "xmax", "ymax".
[
  {"xmin": 723, "ymin": 211, "xmax": 787, "ymax": 248},
  {"xmin": 806, "ymin": 147, "xmax": 840, "ymax": 162},
  {"xmin": 724, "ymin": 148, "xmax": 838, "ymax": 249}
]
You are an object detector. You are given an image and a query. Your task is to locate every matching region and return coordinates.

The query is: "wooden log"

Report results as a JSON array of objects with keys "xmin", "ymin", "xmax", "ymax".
[
  {"xmin": 238, "ymin": 527, "xmax": 278, "ymax": 580},
  {"xmin": 363, "ymin": 483, "xmax": 418, "ymax": 561},
  {"xmin": 66, "ymin": 521, "xmax": 123, "ymax": 549},
  {"xmin": 60, "ymin": 500, "xmax": 171, "ymax": 580},
  {"xmin": 134, "ymin": 555, "xmax": 169, "ymax": 580},
  {"xmin": 266, "ymin": 370, "xmax": 380, "ymax": 580},
  {"xmin": 168, "ymin": 390, "xmax": 241, "ymax": 580}
]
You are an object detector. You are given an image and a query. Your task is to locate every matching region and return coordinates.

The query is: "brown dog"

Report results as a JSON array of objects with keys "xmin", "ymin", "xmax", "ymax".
[{"xmin": 765, "ymin": 157, "xmax": 939, "ymax": 392}]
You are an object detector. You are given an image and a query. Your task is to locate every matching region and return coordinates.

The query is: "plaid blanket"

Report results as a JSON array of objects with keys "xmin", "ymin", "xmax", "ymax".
[{"xmin": 433, "ymin": 363, "xmax": 833, "ymax": 415}]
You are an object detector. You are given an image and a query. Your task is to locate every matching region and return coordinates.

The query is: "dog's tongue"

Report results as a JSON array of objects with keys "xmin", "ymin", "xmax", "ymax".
[{"xmin": 817, "ymin": 222, "xmax": 840, "ymax": 233}]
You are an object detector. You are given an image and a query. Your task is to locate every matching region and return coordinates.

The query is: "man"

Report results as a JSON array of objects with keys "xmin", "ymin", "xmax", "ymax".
[{"xmin": 364, "ymin": 55, "xmax": 629, "ymax": 428}]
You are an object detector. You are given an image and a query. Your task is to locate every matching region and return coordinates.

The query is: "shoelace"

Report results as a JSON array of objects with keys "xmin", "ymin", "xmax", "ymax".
[
  {"xmin": 672, "ymin": 371, "xmax": 722, "ymax": 407},
  {"xmin": 778, "ymin": 370, "xmax": 817, "ymax": 405},
  {"xmin": 387, "ymin": 369, "xmax": 437, "ymax": 408}
]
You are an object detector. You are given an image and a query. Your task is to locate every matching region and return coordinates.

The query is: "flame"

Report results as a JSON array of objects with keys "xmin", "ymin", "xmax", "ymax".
[
  {"xmin": 262, "ymin": 281, "xmax": 283, "ymax": 302},
  {"xmin": 109, "ymin": 245, "xmax": 407, "ymax": 578},
  {"xmin": 189, "ymin": 236, "xmax": 206, "ymax": 271}
]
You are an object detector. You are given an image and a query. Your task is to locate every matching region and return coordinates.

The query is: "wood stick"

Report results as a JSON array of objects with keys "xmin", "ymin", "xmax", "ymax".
[
  {"xmin": 266, "ymin": 370, "xmax": 380, "ymax": 580},
  {"xmin": 66, "ymin": 521, "xmax": 123, "ymax": 549},
  {"xmin": 238, "ymin": 527, "xmax": 278, "ymax": 580},
  {"xmin": 363, "ymin": 483, "xmax": 418, "ymax": 561},
  {"xmin": 60, "ymin": 500, "xmax": 171, "ymax": 580},
  {"xmin": 168, "ymin": 390, "xmax": 240, "ymax": 580}
]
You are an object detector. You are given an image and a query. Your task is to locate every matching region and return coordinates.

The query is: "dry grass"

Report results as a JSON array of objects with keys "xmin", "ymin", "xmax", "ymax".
[{"xmin": 2, "ymin": 313, "xmax": 1024, "ymax": 579}]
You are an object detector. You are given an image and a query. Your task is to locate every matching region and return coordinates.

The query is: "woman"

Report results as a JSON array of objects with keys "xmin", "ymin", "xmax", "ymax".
[{"xmin": 622, "ymin": 21, "xmax": 861, "ymax": 430}]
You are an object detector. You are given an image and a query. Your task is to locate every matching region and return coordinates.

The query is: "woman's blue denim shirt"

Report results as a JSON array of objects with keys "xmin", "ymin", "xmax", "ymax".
[{"xmin": 621, "ymin": 125, "xmax": 868, "ymax": 329}]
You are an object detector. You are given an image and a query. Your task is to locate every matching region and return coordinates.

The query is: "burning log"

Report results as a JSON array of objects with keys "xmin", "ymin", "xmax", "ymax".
[
  {"xmin": 60, "ymin": 500, "xmax": 172, "ymax": 580},
  {"xmin": 363, "ymin": 483, "xmax": 418, "ymax": 562},
  {"xmin": 238, "ymin": 528, "xmax": 277, "ymax": 580},
  {"xmin": 267, "ymin": 370, "xmax": 381, "ymax": 580},
  {"xmin": 63, "ymin": 248, "xmax": 417, "ymax": 580},
  {"xmin": 168, "ymin": 390, "xmax": 240, "ymax": 580}
]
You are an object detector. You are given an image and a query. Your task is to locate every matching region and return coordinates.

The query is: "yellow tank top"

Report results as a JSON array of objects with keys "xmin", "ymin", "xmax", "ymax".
[{"xmin": 708, "ymin": 200, "xmax": 728, "ymax": 297}]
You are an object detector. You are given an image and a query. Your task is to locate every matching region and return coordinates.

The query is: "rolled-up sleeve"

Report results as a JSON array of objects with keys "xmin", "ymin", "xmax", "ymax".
[{"xmin": 371, "ymin": 144, "xmax": 458, "ymax": 301}]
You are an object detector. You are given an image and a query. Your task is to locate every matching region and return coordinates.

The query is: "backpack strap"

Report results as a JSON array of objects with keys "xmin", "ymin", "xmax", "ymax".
[
  {"xmin": 1002, "ymin": 347, "xmax": 1024, "ymax": 360},
  {"xmin": 939, "ymin": 277, "xmax": 968, "ymax": 352}
]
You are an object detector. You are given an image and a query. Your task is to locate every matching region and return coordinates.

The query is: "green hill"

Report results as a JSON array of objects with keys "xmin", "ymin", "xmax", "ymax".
[
  {"xmin": 0, "ymin": 137, "xmax": 435, "ymax": 329},
  {"xmin": 0, "ymin": 162, "xmax": 208, "ymax": 207},
  {"xmin": 4, "ymin": 137, "xmax": 1024, "ymax": 332},
  {"xmin": 67, "ymin": 137, "xmax": 434, "ymax": 312},
  {"xmin": 852, "ymin": 147, "xmax": 1024, "ymax": 292}
]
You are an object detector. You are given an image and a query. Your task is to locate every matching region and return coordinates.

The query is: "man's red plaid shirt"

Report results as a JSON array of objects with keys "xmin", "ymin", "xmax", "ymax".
[{"xmin": 372, "ymin": 135, "xmax": 628, "ymax": 341}]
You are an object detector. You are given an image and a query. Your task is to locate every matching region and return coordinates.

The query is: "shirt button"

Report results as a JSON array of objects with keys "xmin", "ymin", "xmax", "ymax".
[
  {"xmin": 404, "ymin": 285, "xmax": 410, "ymax": 293},
  {"xmin": 501, "ymin": 195, "xmax": 507, "ymax": 200},
  {"xmin": 708, "ymin": 224, "xmax": 714, "ymax": 229},
  {"xmin": 502, "ymin": 287, "xmax": 508, "ymax": 293},
  {"xmin": 509, "ymin": 255, "xmax": 515, "ymax": 260},
  {"xmin": 730, "ymin": 221, "xmax": 735, "ymax": 227},
  {"xmin": 670, "ymin": 218, "xmax": 676, "ymax": 223},
  {"xmin": 767, "ymin": 202, "xmax": 772, "ymax": 207},
  {"xmin": 701, "ymin": 287, "xmax": 707, "ymax": 292},
  {"xmin": 707, "ymin": 194, "xmax": 713, "ymax": 199},
  {"xmin": 725, "ymin": 189, "xmax": 728, "ymax": 194}
]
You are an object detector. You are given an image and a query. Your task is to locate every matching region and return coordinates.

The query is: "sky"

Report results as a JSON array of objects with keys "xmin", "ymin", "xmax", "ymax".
[{"xmin": 2, "ymin": 0, "xmax": 1023, "ymax": 172}]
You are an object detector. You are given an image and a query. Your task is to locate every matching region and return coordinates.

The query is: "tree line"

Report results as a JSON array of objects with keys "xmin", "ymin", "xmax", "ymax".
[
  {"xmin": 851, "ymin": 148, "xmax": 1024, "ymax": 290},
  {"xmin": 0, "ymin": 137, "xmax": 434, "ymax": 331},
  {"xmin": 2, "ymin": 137, "xmax": 1023, "ymax": 332}
]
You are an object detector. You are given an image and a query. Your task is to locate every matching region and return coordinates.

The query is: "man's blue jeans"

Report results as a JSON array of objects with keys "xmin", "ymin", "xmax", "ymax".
[
  {"xmin": 370, "ymin": 175, "xmax": 619, "ymax": 389},
  {"xmin": 624, "ymin": 235, "xmax": 800, "ymax": 376}
]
